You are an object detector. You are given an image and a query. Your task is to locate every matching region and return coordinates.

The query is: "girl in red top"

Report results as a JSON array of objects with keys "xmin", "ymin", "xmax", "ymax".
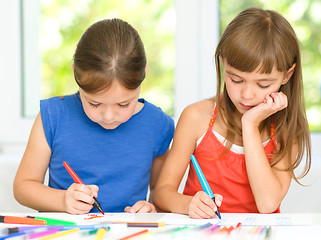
[{"xmin": 153, "ymin": 7, "xmax": 311, "ymax": 218}]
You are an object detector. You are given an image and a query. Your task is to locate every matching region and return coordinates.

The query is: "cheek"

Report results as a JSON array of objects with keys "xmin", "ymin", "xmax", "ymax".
[
  {"xmin": 260, "ymin": 86, "xmax": 279, "ymax": 98},
  {"xmin": 120, "ymin": 107, "xmax": 136, "ymax": 122},
  {"xmin": 83, "ymin": 106, "xmax": 99, "ymax": 122},
  {"xmin": 225, "ymin": 82, "xmax": 238, "ymax": 99}
]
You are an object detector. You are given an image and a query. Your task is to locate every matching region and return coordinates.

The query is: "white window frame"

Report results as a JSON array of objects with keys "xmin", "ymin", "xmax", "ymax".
[
  {"xmin": 174, "ymin": 0, "xmax": 219, "ymax": 120},
  {"xmin": 0, "ymin": 0, "xmax": 40, "ymax": 154}
]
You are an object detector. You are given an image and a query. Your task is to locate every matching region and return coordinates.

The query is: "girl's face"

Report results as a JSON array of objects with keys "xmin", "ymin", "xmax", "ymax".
[
  {"xmin": 223, "ymin": 60, "xmax": 292, "ymax": 115},
  {"xmin": 79, "ymin": 80, "xmax": 141, "ymax": 130}
]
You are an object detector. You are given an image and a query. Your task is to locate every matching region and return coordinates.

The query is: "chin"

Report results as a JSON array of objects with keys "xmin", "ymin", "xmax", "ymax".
[
  {"xmin": 99, "ymin": 123, "xmax": 121, "ymax": 130},
  {"xmin": 234, "ymin": 107, "xmax": 247, "ymax": 116}
]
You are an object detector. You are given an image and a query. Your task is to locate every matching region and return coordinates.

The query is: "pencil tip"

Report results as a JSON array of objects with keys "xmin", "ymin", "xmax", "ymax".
[{"xmin": 101, "ymin": 211, "xmax": 105, "ymax": 215}]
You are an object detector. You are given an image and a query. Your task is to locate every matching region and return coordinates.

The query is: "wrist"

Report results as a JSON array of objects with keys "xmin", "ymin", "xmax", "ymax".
[
  {"xmin": 241, "ymin": 117, "xmax": 260, "ymax": 131},
  {"xmin": 242, "ymin": 122, "xmax": 260, "ymax": 139}
]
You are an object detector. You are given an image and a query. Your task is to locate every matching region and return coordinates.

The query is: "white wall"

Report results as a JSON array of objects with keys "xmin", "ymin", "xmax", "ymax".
[
  {"xmin": 174, "ymin": 0, "xmax": 218, "ymax": 119},
  {"xmin": 0, "ymin": 0, "xmax": 35, "ymax": 213}
]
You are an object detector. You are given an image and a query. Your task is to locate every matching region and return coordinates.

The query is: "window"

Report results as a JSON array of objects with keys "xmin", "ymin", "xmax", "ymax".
[{"xmin": 1, "ymin": 0, "xmax": 319, "ymax": 155}]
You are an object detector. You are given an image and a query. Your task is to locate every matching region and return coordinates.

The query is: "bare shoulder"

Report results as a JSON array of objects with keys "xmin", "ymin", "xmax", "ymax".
[
  {"xmin": 177, "ymin": 98, "xmax": 215, "ymax": 138},
  {"xmin": 182, "ymin": 98, "xmax": 215, "ymax": 119}
]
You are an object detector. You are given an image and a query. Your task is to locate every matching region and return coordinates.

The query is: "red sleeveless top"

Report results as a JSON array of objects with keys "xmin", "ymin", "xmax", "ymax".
[{"xmin": 183, "ymin": 106, "xmax": 280, "ymax": 213}]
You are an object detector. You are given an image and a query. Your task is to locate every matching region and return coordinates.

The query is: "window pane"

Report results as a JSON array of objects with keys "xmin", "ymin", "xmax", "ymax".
[
  {"xmin": 40, "ymin": 0, "xmax": 175, "ymax": 116},
  {"xmin": 219, "ymin": 0, "xmax": 321, "ymax": 132}
]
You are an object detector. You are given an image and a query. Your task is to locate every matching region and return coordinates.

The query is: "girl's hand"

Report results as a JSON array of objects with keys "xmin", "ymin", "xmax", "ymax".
[
  {"xmin": 188, "ymin": 191, "xmax": 223, "ymax": 219},
  {"xmin": 242, "ymin": 92, "xmax": 288, "ymax": 127},
  {"xmin": 64, "ymin": 183, "xmax": 99, "ymax": 214},
  {"xmin": 124, "ymin": 201, "xmax": 157, "ymax": 213}
]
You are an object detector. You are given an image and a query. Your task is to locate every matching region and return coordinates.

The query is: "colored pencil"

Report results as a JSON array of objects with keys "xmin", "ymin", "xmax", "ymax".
[
  {"xmin": 207, "ymin": 224, "xmax": 220, "ymax": 232},
  {"xmin": 196, "ymin": 223, "xmax": 213, "ymax": 229},
  {"xmin": 0, "ymin": 215, "xmax": 46, "ymax": 225},
  {"xmin": 127, "ymin": 222, "xmax": 164, "ymax": 228},
  {"xmin": 40, "ymin": 228, "xmax": 79, "ymax": 240},
  {"xmin": 28, "ymin": 229, "xmax": 61, "ymax": 239},
  {"xmin": 27, "ymin": 216, "xmax": 76, "ymax": 226},
  {"xmin": 63, "ymin": 161, "xmax": 105, "ymax": 215},
  {"xmin": 99, "ymin": 221, "xmax": 166, "ymax": 227},
  {"xmin": 190, "ymin": 155, "xmax": 221, "ymax": 219},
  {"xmin": 265, "ymin": 226, "xmax": 272, "ymax": 240},
  {"xmin": 119, "ymin": 229, "xmax": 149, "ymax": 240},
  {"xmin": 95, "ymin": 227, "xmax": 107, "ymax": 240}
]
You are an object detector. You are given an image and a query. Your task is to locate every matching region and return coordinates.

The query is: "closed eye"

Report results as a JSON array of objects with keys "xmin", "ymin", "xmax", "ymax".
[
  {"xmin": 258, "ymin": 84, "xmax": 270, "ymax": 89},
  {"xmin": 118, "ymin": 103, "xmax": 130, "ymax": 108},
  {"xmin": 89, "ymin": 102, "xmax": 100, "ymax": 108},
  {"xmin": 231, "ymin": 78, "xmax": 242, "ymax": 84}
]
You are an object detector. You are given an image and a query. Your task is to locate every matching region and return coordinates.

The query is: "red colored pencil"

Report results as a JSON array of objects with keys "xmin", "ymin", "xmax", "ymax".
[{"xmin": 63, "ymin": 161, "xmax": 105, "ymax": 215}]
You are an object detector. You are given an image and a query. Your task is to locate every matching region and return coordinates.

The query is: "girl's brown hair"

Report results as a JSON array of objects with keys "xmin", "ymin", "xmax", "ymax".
[
  {"xmin": 73, "ymin": 18, "xmax": 146, "ymax": 93},
  {"xmin": 214, "ymin": 8, "xmax": 311, "ymax": 183}
]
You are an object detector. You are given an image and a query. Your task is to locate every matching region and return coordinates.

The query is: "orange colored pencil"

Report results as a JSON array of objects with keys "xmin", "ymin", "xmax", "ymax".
[
  {"xmin": 0, "ymin": 215, "xmax": 47, "ymax": 225},
  {"xmin": 119, "ymin": 229, "xmax": 149, "ymax": 240}
]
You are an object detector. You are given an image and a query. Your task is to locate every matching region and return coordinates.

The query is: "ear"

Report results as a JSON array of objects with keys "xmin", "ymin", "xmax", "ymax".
[
  {"xmin": 72, "ymin": 63, "xmax": 74, "ymax": 71},
  {"xmin": 282, "ymin": 63, "xmax": 296, "ymax": 85},
  {"xmin": 145, "ymin": 64, "xmax": 148, "ymax": 73}
]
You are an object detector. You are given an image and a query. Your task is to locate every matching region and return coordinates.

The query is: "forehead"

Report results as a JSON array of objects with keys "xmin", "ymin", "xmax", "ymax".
[
  {"xmin": 224, "ymin": 61, "xmax": 284, "ymax": 79},
  {"xmin": 80, "ymin": 80, "xmax": 140, "ymax": 103}
]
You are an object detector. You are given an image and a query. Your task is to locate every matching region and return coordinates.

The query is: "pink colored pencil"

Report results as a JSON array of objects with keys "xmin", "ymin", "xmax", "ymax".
[{"xmin": 27, "ymin": 229, "xmax": 60, "ymax": 239}]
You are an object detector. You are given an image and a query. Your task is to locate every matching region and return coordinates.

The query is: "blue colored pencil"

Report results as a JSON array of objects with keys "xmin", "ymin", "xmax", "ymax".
[{"xmin": 190, "ymin": 154, "xmax": 221, "ymax": 219}]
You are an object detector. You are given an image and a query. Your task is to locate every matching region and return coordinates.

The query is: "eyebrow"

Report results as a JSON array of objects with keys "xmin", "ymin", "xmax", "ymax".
[
  {"xmin": 226, "ymin": 70, "xmax": 277, "ymax": 82},
  {"xmin": 118, "ymin": 97, "xmax": 136, "ymax": 104},
  {"xmin": 86, "ymin": 95, "xmax": 136, "ymax": 104}
]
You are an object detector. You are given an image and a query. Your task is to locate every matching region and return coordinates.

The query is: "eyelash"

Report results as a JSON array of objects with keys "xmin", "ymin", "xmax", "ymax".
[
  {"xmin": 231, "ymin": 78, "xmax": 270, "ymax": 89},
  {"xmin": 89, "ymin": 102, "xmax": 130, "ymax": 108},
  {"xmin": 258, "ymin": 84, "xmax": 270, "ymax": 89},
  {"xmin": 118, "ymin": 103, "xmax": 130, "ymax": 108},
  {"xmin": 231, "ymin": 78, "xmax": 242, "ymax": 84},
  {"xmin": 89, "ymin": 102, "xmax": 100, "ymax": 108}
]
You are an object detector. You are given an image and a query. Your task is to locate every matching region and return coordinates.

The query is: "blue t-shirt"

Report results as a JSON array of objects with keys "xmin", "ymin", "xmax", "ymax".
[{"xmin": 40, "ymin": 93, "xmax": 174, "ymax": 212}]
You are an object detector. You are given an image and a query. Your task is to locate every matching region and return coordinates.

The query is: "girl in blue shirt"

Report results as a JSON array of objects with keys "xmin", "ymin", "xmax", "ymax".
[{"xmin": 13, "ymin": 18, "xmax": 174, "ymax": 214}]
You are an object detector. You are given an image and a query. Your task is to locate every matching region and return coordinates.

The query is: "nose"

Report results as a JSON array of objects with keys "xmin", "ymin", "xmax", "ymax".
[
  {"xmin": 240, "ymin": 85, "xmax": 255, "ymax": 100},
  {"xmin": 102, "ymin": 107, "xmax": 115, "ymax": 123}
]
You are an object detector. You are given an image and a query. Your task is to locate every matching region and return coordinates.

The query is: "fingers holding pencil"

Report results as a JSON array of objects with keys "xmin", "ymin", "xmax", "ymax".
[
  {"xmin": 63, "ymin": 161, "xmax": 105, "ymax": 215},
  {"xmin": 189, "ymin": 191, "xmax": 221, "ymax": 219},
  {"xmin": 65, "ymin": 183, "xmax": 97, "ymax": 214}
]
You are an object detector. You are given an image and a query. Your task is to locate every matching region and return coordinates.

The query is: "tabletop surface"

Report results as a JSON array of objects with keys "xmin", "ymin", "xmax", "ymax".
[{"xmin": 1, "ymin": 212, "xmax": 321, "ymax": 240}]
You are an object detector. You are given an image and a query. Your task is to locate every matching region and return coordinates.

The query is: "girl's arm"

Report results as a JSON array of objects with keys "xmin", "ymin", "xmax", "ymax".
[
  {"xmin": 149, "ymin": 149, "xmax": 169, "ymax": 199},
  {"xmin": 152, "ymin": 101, "xmax": 222, "ymax": 218},
  {"xmin": 242, "ymin": 92, "xmax": 294, "ymax": 213},
  {"xmin": 13, "ymin": 112, "xmax": 97, "ymax": 214}
]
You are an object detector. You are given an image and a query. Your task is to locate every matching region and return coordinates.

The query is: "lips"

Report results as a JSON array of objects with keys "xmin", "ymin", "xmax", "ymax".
[{"xmin": 240, "ymin": 103, "xmax": 254, "ymax": 109}]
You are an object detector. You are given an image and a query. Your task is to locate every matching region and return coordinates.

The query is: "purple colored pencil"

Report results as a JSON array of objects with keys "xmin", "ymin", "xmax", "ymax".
[
  {"xmin": 127, "ymin": 223, "xmax": 159, "ymax": 228},
  {"xmin": 208, "ymin": 224, "xmax": 220, "ymax": 232}
]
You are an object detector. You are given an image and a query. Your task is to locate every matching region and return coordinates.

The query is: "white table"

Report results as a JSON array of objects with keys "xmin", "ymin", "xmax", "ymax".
[{"xmin": 1, "ymin": 212, "xmax": 321, "ymax": 239}]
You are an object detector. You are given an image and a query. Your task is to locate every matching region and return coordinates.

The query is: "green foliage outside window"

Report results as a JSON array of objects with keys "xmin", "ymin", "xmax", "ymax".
[
  {"xmin": 41, "ymin": 0, "xmax": 175, "ymax": 116},
  {"xmin": 220, "ymin": 0, "xmax": 321, "ymax": 131}
]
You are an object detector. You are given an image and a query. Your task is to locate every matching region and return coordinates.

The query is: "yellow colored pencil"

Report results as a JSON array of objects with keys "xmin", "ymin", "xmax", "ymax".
[
  {"xmin": 40, "ymin": 228, "xmax": 79, "ymax": 240},
  {"xmin": 95, "ymin": 227, "xmax": 107, "ymax": 240}
]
